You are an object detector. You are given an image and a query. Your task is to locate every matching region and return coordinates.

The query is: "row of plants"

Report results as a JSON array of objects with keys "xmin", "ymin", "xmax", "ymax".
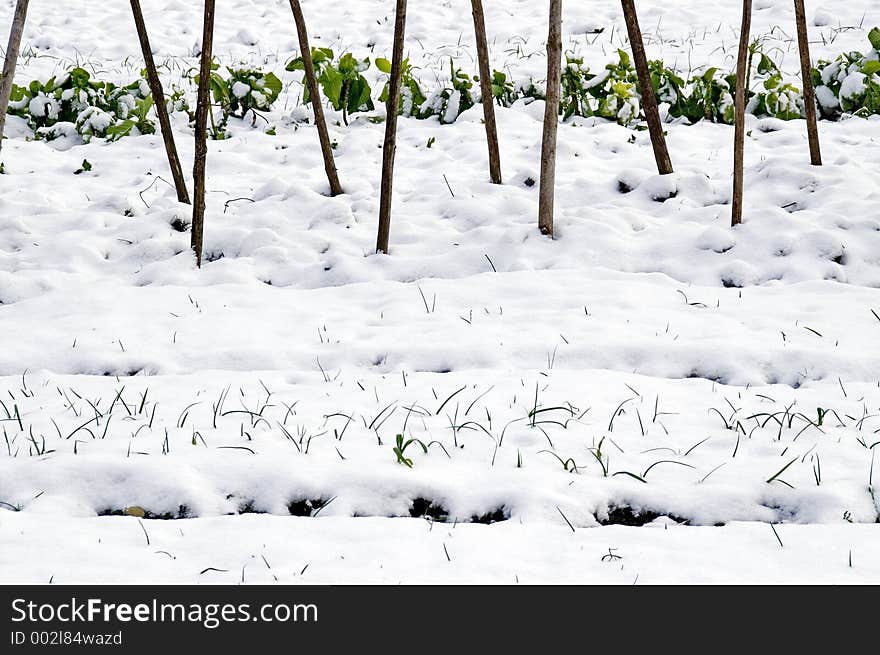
[
  {"xmin": 559, "ymin": 27, "xmax": 880, "ymax": 126},
  {"xmin": 6, "ymin": 66, "xmax": 155, "ymax": 142},
  {"xmin": 5, "ymin": 28, "xmax": 880, "ymax": 144},
  {"xmin": 5, "ymin": 61, "xmax": 283, "ymax": 143},
  {"xmin": 286, "ymin": 29, "xmax": 880, "ymax": 128}
]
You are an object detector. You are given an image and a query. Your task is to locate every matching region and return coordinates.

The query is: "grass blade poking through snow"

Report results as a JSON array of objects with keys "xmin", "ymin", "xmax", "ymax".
[{"xmin": 767, "ymin": 457, "xmax": 799, "ymax": 485}]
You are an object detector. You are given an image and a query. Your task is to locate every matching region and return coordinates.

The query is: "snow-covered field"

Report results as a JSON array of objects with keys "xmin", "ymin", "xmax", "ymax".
[{"xmin": 1, "ymin": 0, "xmax": 879, "ymax": 584}]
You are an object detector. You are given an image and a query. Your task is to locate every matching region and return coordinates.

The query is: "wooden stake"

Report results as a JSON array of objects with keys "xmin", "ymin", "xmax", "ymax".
[
  {"xmin": 794, "ymin": 0, "xmax": 821, "ymax": 166},
  {"xmin": 538, "ymin": 0, "xmax": 562, "ymax": 237},
  {"xmin": 0, "ymin": 0, "xmax": 30, "ymax": 156},
  {"xmin": 732, "ymin": 0, "xmax": 752, "ymax": 227},
  {"xmin": 376, "ymin": 0, "xmax": 407, "ymax": 254},
  {"xmin": 289, "ymin": 0, "xmax": 344, "ymax": 196},
  {"xmin": 130, "ymin": 0, "xmax": 190, "ymax": 204},
  {"xmin": 621, "ymin": 0, "xmax": 673, "ymax": 175},
  {"xmin": 192, "ymin": 0, "xmax": 216, "ymax": 267},
  {"xmin": 471, "ymin": 0, "xmax": 502, "ymax": 184}
]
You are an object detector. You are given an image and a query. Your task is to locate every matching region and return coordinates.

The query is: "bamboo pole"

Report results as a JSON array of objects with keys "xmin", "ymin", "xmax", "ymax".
[
  {"xmin": 538, "ymin": 0, "xmax": 562, "ymax": 237},
  {"xmin": 621, "ymin": 0, "xmax": 673, "ymax": 175},
  {"xmin": 192, "ymin": 0, "xmax": 216, "ymax": 267},
  {"xmin": 794, "ymin": 0, "xmax": 821, "ymax": 166},
  {"xmin": 289, "ymin": 0, "xmax": 344, "ymax": 195},
  {"xmin": 130, "ymin": 0, "xmax": 190, "ymax": 204},
  {"xmin": 471, "ymin": 0, "xmax": 502, "ymax": 184},
  {"xmin": 376, "ymin": 0, "xmax": 407, "ymax": 254},
  {"xmin": 732, "ymin": 0, "xmax": 752, "ymax": 227},
  {"xmin": 0, "ymin": 0, "xmax": 30, "ymax": 156}
]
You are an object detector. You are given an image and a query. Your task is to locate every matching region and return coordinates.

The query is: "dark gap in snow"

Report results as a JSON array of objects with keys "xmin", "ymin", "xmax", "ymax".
[
  {"xmin": 287, "ymin": 498, "xmax": 331, "ymax": 517},
  {"xmin": 765, "ymin": 374, "xmax": 803, "ymax": 389},
  {"xmin": 617, "ymin": 179, "xmax": 634, "ymax": 194},
  {"xmin": 599, "ymin": 506, "xmax": 689, "ymax": 527},
  {"xmin": 651, "ymin": 189, "xmax": 678, "ymax": 203},
  {"xmin": 98, "ymin": 505, "xmax": 191, "ymax": 520},
  {"xmin": 721, "ymin": 277, "xmax": 743, "ymax": 288},
  {"xmin": 470, "ymin": 506, "xmax": 509, "ymax": 524},
  {"xmin": 236, "ymin": 499, "xmax": 266, "ymax": 515},
  {"xmin": 759, "ymin": 503, "xmax": 798, "ymax": 523},
  {"xmin": 169, "ymin": 217, "xmax": 188, "ymax": 232},
  {"xmin": 708, "ymin": 244, "xmax": 734, "ymax": 254},
  {"xmin": 204, "ymin": 251, "xmax": 225, "ymax": 263},
  {"xmin": 100, "ymin": 368, "xmax": 144, "ymax": 377},
  {"xmin": 409, "ymin": 497, "xmax": 449, "ymax": 522},
  {"xmin": 686, "ymin": 369, "xmax": 727, "ymax": 385}
]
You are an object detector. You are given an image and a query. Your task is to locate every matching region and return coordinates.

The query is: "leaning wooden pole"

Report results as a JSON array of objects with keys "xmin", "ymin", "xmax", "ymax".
[
  {"xmin": 471, "ymin": 0, "xmax": 502, "ymax": 184},
  {"xmin": 192, "ymin": 0, "xmax": 216, "ymax": 267},
  {"xmin": 130, "ymin": 0, "xmax": 190, "ymax": 204},
  {"xmin": 732, "ymin": 0, "xmax": 752, "ymax": 227},
  {"xmin": 794, "ymin": 0, "xmax": 821, "ymax": 166},
  {"xmin": 376, "ymin": 0, "xmax": 407, "ymax": 254},
  {"xmin": 621, "ymin": 0, "xmax": 673, "ymax": 175},
  {"xmin": 0, "ymin": 0, "xmax": 30, "ymax": 156},
  {"xmin": 538, "ymin": 0, "xmax": 562, "ymax": 237},
  {"xmin": 289, "ymin": 0, "xmax": 344, "ymax": 196}
]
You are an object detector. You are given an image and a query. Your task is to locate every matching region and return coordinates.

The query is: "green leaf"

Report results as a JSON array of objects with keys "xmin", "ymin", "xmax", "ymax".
[
  {"xmin": 338, "ymin": 52, "xmax": 358, "ymax": 74},
  {"xmin": 69, "ymin": 67, "xmax": 91, "ymax": 88},
  {"xmin": 312, "ymin": 47, "xmax": 334, "ymax": 64},
  {"xmin": 9, "ymin": 84, "xmax": 26, "ymax": 103},
  {"xmin": 105, "ymin": 119, "xmax": 136, "ymax": 141},
  {"xmin": 320, "ymin": 67, "xmax": 344, "ymax": 109},
  {"xmin": 211, "ymin": 72, "xmax": 230, "ymax": 104},
  {"xmin": 862, "ymin": 60, "xmax": 880, "ymax": 76},
  {"xmin": 376, "ymin": 57, "xmax": 392, "ymax": 74},
  {"xmin": 261, "ymin": 72, "xmax": 283, "ymax": 100},
  {"xmin": 757, "ymin": 53, "xmax": 778, "ymax": 76},
  {"xmin": 869, "ymin": 27, "xmax": 880, "ymax": 51},
  {"xmin": 136, "ymin": 95, "xmax": 154, "ymax": 122}
]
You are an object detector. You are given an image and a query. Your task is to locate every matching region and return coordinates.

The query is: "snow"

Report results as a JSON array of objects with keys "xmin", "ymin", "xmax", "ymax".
[
  {"xmin": 0, "ymin": 0, "xmax": 879, "ymax": 585},
  {"xmin": 232, "ymin": 81, "xmax": 251, "ymax": 100},
  {"xmin": 840, "ymin": 71, "xmax": 867, "ymax": 100},
  {"xmin": 816, "ymin": 84, "xmax": 839, "ymax": 111}
]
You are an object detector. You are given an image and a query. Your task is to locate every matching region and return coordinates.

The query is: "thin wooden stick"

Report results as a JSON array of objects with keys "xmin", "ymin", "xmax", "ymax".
[
  {"xmin": 376, "ymin": 0, "xmax": 407, "ymax": 254},
  {"xmin": 0, "ymin": 0, "xmax": 30, "ymax": 156},
  {"xmin": 794, "ymin": 0, "xmax": 821, "ymax": 166},
  {"xmin": 471, "ymin": 0, "xmax": 502, "ymax": 184},
  {"xmin": 732, "ymin": 0, "xmax": 752, "ymax": 227},
  {"xmin": 621, "ymin": 0, "xmax": 673, "ymax": 175},
  {"xmin": 130, "ymin": 0, "xmax": 190, "ymax": 204},
  {"xmin": 289, "ymin": 0, "xmax": 343, "ymax": 195},
  {"xmin": 538, "ymin": 0, "xmax": 562, "ymax": 237},
  {"xmin": 192, "ymin": 0, "xmax": 216, "ymax": 267}
]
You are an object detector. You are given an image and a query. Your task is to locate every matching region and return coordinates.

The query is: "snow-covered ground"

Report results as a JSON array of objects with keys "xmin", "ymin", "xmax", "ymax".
[{"xmin": 1, "ymin": 0, "xmax": 879, "ymax": 584}]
